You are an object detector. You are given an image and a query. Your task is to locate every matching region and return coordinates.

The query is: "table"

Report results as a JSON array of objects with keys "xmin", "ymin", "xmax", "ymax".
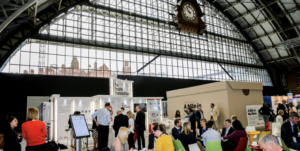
[
  {"xmin": 247, "ymin": 131, "xmax": 261, "ymax": 145},
  {"xmin": 248, "ymin": 145, "xmax": 262, "ymax": 151}
]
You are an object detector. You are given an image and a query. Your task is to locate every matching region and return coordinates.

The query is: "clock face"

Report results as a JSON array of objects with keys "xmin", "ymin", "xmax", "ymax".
[{"xmin": 183, "ymin": 4, "xmax": 196, "ymax": 21}]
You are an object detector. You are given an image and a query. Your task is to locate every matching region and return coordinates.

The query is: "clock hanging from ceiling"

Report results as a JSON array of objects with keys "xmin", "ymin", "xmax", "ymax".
[{"xmin": 173, "ymin": 0, "xmax": 207, "ymax": 35}]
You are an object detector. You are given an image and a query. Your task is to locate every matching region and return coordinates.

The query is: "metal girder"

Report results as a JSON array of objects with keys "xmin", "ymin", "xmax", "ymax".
[
  {"xmin": 266, "ymin": 56, "xmax": 298, "ymax": 64},
  {"xmin": 218, "ymin": 63, "xmax": 234, "ymax": 80},
  {"xmin": 52, "ymin": 0, "xmax": 62, "ymax": 11},
  {"xmin": 243, "ymin": 18, "xmax": 274, "ymax": 31},
  {"xmin": 0, "ymin": 0, "xmax": 38, "ymax": 33},
  {"xmin": 136, "ymin": 55, "xmax": 160, "ymax": 74},
  {"xmin": 223, "ymin": 0, "xmax": 246, "ymax": 12},
  {"xmin": 28, "ymin": 1, "xmax": 38, "ymax": 27},
  {"xmin": 257, "ymin": 0, "xmax": 300, "ymax": 64},
  {"xmin": 258, "ymin": 45, "xmax": 281, "ymax": 53}
]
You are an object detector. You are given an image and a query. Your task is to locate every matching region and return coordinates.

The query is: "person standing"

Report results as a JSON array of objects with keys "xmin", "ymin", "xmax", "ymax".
[
  {"xmin": 127, "ymin": 111, "xmax": 135, "ymax": 149},
  {"xmin": 196, "ymin": 107, "xmax": 204, "ymax": 129},
  {"xmin": 22, "ymin": 108, "xmax": 47, "ymax": 151},
  {"xmin": 211, "ymin": 103, "xmax": 220, "ymax": 131},
  {"xmin": 135, "ymin": 105, "xmax": 146, "ymax": 151},
  {"xmin": 171, "ymin": 119, "xmax": 182, "ymax": 140},
  {"xmin": 4, "ymin": 116, "xmax": 22, "ymax": 151},
  {"xmin": 259, "ymin": 103, "xmax": 271, "ymax": 128},
  {"xmin": 92, "ymin": 110, "xmax": 98, "ymax": 151},
  {"xmin": 92, "ymin": 102, "xmax": 111, "ymax": 151},
  {"xmin": 278, "ymin": 100, "xmax": 289, "ymax": 121},
  {"xmin": 185, "ymin": 108, "xmax": 196, "ymax": 136},
  {"xmin": 113, "ymin": 110, "xmax": 129, "ymax": 137}
]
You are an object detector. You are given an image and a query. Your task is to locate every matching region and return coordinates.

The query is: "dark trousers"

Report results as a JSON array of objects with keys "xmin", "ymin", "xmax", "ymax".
[
  {"xmin": 26, "ymin": 143, "xmax": 46, "ymax": 151},
  {"xmin": 128, "ymin": 132, "xmax": 135, "ymax": 149},
  {"xmin": 197, "ymin": 121, "xmax": 201, "ymax": 129},
  {"xmin": 290, "ymin": 142, "xmax": 300, "ymax": 150},
  {"xmin": 137, "ymin": 129, "xmax": 145, "ymax": 150},
  {"xmin": 97, "ymin": 125, "xmax": 109, "ymax": 150},
  {"xmin": 221, "ymin": 140, "xmax": 237, "ymax": 151}
]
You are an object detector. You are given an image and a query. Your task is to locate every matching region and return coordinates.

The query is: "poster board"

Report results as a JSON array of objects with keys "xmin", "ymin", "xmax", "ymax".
[
  {"xmin": 246, "ymin": 105, "xmax": 264, "ymax": 127},
  {"xmin": 148, "ymin": 99, "xmax": 161, "ymax": 124},
  {"xmin": 71, "ymin": 115, "xmax": 90, "ymax": 138}
]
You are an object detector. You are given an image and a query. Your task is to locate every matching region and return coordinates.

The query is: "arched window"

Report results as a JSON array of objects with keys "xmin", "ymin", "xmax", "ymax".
[{"xmin": 0, "ymin": 0, "xmax": 273, "ymax": 86}]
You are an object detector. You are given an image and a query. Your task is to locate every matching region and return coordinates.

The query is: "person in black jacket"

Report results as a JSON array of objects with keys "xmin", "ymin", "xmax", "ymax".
[
  {"xmin": 135, "ymin": 105, "xmax": 146, "ymax": 151},
  {"xmin": 185, "ymin": 107, "xmax": 196, "ymax": 136},
  {"xmin": 259, "ymin": 103, "xmax": 271, "ymax": 128},
  {"xmin": 171, "ymin": 119, "xmax": 182, "ymax": 140},
  {"xmin": 175, "ymin": 110, "xmax": 181, "ymax": 118},
  {"xmin": 178, "ymin": 122, "xmax": 196, "ymax": 151},
  {"xmin": 148, "ymin": 123, "xmax": 158, "ymax": 150},
  {"xmin": 281, "ymin": 112, "xmax": 300, "ymax": 150},
  {"xmin": 4, "ymin": 116, "xmax": 22, "ymax": 151},
  {"xmin": 113, "ymin": 110, "xmax": 129, "ymax": 137},
  {"xmin": 196, "ymin": 107, "xmax": 204, "ymax": 129},
  {"xmin": 221, "ymin": 119, "xmax": 234, "ymax": 137},
  {"xmin": 278, "ymin": 100, "xmax": 290, "ymax": 121}
]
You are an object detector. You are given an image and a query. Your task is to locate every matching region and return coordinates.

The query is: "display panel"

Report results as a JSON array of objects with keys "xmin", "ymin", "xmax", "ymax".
[
  {"xmin": 134, "ymin": 103, "xmax": 147, "ymax": 113},
  {"xmin": 71, "ymin": 115, "xmax": 90, "ymax": 138}
]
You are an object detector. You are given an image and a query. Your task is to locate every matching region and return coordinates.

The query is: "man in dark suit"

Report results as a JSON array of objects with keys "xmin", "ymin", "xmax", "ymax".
[
  {"xmin": 281, "ymin": 112, "xmax": 300, "ymax": 150},
  {"xmin": 148, "ymin": 123, "xmax": 158, "ymax": 150},
  {"xmin": 278, "ymin": 100, "xmax": 289, "ymax": 121},
  {"xmin": 113, "ymin": 109, "xmax": 129, "ymax": 137},
  {"xmin": 135, "ymin": 105, "xmax": 146, "ymax": 151},
  {"xmin": 221, "ymin": 119, "xmax": 234, "ymax": 137},
  {"xmin": 171, "ymin": 119, "xmax": 182, "ymax": 140},
  {"xmin": 196, "ymin": 107, "xmax": 204, "ymax": 129},
  {"xmin": 221, "ymin": 119, "xmax": 235, "ymax": 151},
  {"xmin": 259, "ymin": 134, "xmax": 286, "ymax": 151}
]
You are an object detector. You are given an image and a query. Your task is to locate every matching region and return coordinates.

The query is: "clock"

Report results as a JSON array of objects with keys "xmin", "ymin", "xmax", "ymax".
[
  {"xmin": 183, "ymin": 4, "xmax": 196, "ymax": 21},
  {"xmin": 173, "ymin": 0, "xmax": 206, "ymax": 35}
]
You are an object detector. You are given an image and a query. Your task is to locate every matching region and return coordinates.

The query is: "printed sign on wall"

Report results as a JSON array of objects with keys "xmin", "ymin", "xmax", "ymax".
[
  {"xmin": 246, "ymin": 105, "xmax": 264, "ymax": 127},
  {"xmin": 113, "ymin": 79, "xmax": 130, "ymax": 96},
  {"xmin": 183, "ymin": 101, "xmax": 201, "ymax": 115}
]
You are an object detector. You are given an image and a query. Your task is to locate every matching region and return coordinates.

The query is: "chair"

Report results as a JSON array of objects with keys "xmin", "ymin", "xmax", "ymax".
[
  {"xmin": 188, "ymin": 143, "xmax": 201, "ymax": 151},
  {"xmin": 173, "ymin": 140, "xmax": 186, "ymax": 151},
  {"xmin": 279, "ymin": 137, "xmax": 296, "ymax": 151},
  {"xmin": 246, "ymin": 126, "xmax": 257, "ymax": 138},
  {"xmin": 258, "ymin": 131, "xmax": 271, "ymax": 141},
  {"xmin": 272, "ymin": 122, "xmax": 281, "ymax": 134},
  {"xmin": 205, "ymin": 141, "xmax": 223, "ymax": 151},
  {"xmin": 232, "ymin": 137, "xmax": 248, "ymax": 151}
]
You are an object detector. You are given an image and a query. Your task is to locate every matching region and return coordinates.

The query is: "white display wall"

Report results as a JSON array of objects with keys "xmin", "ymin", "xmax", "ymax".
[{"xmin": 57, "ymin": 98, "xmax": 72, "ymax": 144}]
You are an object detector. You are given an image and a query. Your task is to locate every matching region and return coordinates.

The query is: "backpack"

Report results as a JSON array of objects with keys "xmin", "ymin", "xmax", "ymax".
[{"xmin": 194, "ymin": 111, "xmax": 199, "ymax": 121}]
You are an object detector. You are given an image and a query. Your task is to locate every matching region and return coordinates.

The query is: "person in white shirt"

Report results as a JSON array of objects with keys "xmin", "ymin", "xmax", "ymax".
[
  {"xmin": 127, "ymin": 111, "xmax": 135, "ymax": 149},
  {"xmin": 202, "ymin": 120, "xmax": 221, "ymax": 147},
  {"xmin": 276, "ymin": 110, "xmax": 284, "ymax": 125},
  {"xmin": 259, "ymin": 134, "xmax": 285, "ymax": 151}
]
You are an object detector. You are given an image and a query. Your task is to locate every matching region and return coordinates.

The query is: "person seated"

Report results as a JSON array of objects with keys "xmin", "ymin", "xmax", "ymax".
[
  {"xmin": 276, "ymin": 109, "xmax": 284, "ymax": 125},
  {"xmin": 202, "ymin": 120, "xmax": 221, "ymax": 147},
  {"xmin": 153, "ymin": 124, "xmax": 174, "ymax": 151},
  {"xmin": 231, "ymin": 115, "xmax": 237, "ymax": 122},
  {"xmin": 197, "ymin": 118, "xmax": 208, "ymax": 145},
  {"xmin": 221, "ymin": 119, "xmax": 234, "ymax": 137},
  {"xmin": 259, "ymin": 134, "xmax": 285, "ymax": 151},
  {"xmin": 148, "ymin": 123, "xmax": 159, "ymax": 150},
  {"xmin": 281, "ymin": 112, "xmax": 300, "ymax": 150},
  {"xmin": 222, "ymin": 120, "xmax": 247, "ymax": 151},
  {"xmin": 175, "ymin": 110, "xmax": 181, "ymax": 118},
  {"xmin": 178, "ymin": 122, "xmax": 196, "ymax": 151},
  {"xmin": 172, "ymin": 119, "xmax": 182, "ymax": 140},
  {"xmin": 111, "ymin": 127, "xmax": 133, "ymax": 151}
]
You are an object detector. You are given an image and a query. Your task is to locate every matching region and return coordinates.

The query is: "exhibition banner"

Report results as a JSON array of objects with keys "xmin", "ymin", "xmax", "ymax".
[
  {"xmin": 270, "ymin": 96, "xmax": 293, "ymax": 113},
  {"xmin": 246, "ymin": 105, "xmax": 264, "ymax": 127},
  {"xmin": 113, "ymin": 78, "xmax": 130, "ymax": 96},
  {"xmin": 183, "ymin": 101, "xmax": 201, "ymax": 115}
]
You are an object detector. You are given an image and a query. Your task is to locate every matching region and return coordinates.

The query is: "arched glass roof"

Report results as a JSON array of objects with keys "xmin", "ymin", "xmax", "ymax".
[{"xmin": 0, "ymin": 0, "xmax": 273, "ymax": 86}]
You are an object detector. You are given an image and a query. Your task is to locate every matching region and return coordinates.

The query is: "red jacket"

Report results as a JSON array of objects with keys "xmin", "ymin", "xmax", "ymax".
[{"xmin": 22, "ymin": 120, "xmax": 47, "ymax": 146}]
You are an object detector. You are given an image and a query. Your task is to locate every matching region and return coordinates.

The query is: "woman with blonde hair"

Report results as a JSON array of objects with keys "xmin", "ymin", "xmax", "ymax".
[
  {"xmin": 127, "ymin": 111, "xmax": 135, "ymax": 149},
  {"xmin": 178, "ymin": 122, "xmax": 196, "ymax": 151},
  {"xmin": 22, "ymin": 108, "xmax": 47, "ymax": 151},
  {"xmin": 110, "ymin": 127, "xmax": 133, "ymax": 151},
  {"xmin": 197, "ymin": 118, "xmax": 208, "ymax": 145},
  {"xmin": 276, "ymin": 109, "xmax": 284, "ymax": 125}
]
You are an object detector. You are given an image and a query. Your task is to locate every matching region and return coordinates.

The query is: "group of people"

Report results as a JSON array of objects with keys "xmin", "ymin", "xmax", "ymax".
[
  {"xmin": 91, "ymin": 102, "xmax": 147, "ymax": 151},
  {"xmin": 4, "ymin": 108, "xmax": 48, "ymax": 151}
]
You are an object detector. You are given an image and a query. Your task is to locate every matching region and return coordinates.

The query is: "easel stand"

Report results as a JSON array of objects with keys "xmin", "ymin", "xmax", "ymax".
[{"xmin": 76, "ymin": 138, "xmax": 81, "ymax": 151}]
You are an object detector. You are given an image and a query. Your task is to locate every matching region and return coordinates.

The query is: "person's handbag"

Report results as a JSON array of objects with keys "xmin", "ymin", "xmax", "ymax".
[
  {"xmin": 0, "ymin": 134, "xmax": 4, "ymax": 149},
  {"xmin": 45, "ymin": 140, "xmax": 59, "ymax": 151}
]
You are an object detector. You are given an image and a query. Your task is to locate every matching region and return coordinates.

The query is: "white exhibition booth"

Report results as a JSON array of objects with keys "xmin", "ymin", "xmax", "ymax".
[{"xmin": 41, "ymin": 76, "xmax": 164, "ymax": 148}]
